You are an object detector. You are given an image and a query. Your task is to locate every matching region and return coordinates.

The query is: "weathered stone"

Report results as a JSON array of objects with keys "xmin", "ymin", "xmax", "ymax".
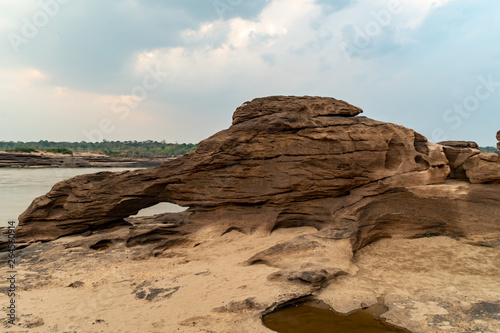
[
  {"xmin": 497, "ymin": 130, "xmax": 500, "ymax": 142},
  {"xmin": 438, "ymin": 141, "xmax": 481, "ymax": 179},
  {"xmin": 438, "ymin": 141, "xmax": 479, "ymax": 149},
  {"xmin": 232, "ymin": 95, "xmax": 362, "ymax": 125},
  {"xmin": 17, "ymin": 96, "xmax": 452, "ymax": 244},
  {"xmin": 464, "ymin": 153, "xmax": 500, "ymax": 184},
  {"xmin": 246, "ymin": 236, "xmax": 356, "ymax": 285}
]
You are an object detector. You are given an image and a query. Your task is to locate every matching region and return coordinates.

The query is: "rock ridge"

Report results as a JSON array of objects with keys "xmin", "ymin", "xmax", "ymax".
[
  {"xmin": 15, "ymin": 96, "xmax": 500, "ymax": 251},
  {"xmin": 232, "ymin": 95, "xmax": 363, "ymax": 125}
]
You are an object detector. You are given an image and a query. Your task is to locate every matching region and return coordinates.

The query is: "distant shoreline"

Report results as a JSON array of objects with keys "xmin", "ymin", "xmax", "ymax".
[{"xmin": 0, "ymin": 151, "xmax": 174, "ymax": 168}]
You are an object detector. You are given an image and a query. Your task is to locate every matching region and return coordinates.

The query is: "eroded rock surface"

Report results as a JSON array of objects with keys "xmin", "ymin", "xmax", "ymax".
[
  {"xmin": 464, "ymin": 153, "xmax": 500, "ymax": 184},
  {"xmin": 18, "ymin": 96, "xmax": 454, "ymax": 244},
  {"xmin": 438, "ymin": 141, "xmax": 480, "ymax": 179}
]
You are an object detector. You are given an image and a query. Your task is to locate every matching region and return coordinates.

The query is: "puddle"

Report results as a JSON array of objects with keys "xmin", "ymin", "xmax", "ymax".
[{"xmin": 263, "ymin": 300, "xmax": 410, "ymax": 333}]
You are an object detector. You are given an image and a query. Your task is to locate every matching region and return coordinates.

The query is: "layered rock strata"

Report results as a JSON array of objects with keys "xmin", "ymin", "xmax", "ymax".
[
  {"xmin": 16, "ymin": 96, "xmax": 500, "ymax": 248},
  {"xmin": 0, "ymin": 152, "xmax": 169, "ymax": 168},
  {"xmin": 438, "ymin": 141, "xmax": 480, "ymax": 179},
  {"xmin": 464, "ymin": 153, "xmax": 500, "ymax": 184},
  {"xmin": 18, "ymin": 96, "xmax": 458, "ymax": 244}
]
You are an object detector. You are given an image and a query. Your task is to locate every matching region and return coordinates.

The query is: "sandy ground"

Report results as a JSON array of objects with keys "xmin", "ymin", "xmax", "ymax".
[
  {"xmin": 1, "ymin": 228, "xmax": 499, "ymax": 332},
  {"xmin": 319, "ymin": 237, "xmax": 500, "ymax": 333}
]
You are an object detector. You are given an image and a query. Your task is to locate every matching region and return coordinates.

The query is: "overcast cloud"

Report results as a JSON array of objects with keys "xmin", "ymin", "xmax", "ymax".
[{"xmin": 0, "ymin": 0, "xmax": 499, "ymax": 146}]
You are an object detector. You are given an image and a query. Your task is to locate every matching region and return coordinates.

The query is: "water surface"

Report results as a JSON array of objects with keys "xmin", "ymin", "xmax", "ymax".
[
  {"xmin": 0, "ymin": 168, "xmax": 184, "ymax": 227},
  {"xmin": 263, "ymin": 301, "xmax": 409, "ymax": 333}
]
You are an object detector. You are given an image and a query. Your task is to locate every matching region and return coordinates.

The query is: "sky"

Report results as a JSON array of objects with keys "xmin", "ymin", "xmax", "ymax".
[{"xmin": 0, "ymin": 0, "xmax": 499, "ymax": 146}]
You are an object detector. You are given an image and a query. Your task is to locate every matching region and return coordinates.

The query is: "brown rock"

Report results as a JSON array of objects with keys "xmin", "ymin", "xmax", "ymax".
[
  {"xmin": 17, "ymin": 96, "xmax": 452, "ymax": 244},
  {"xmin": 338, "ymin": 183, "xmax": 500, "ymax": 249},
  {"xmin": 438, "ymin": 141, "xmax": 479, "ymax": 149},
  {"xmin": 497, "ymin": 130, "xmax": 500, "ymax": 141},
  {"xmin": 232, "ymin": 95, "xmax": 362, "ymax": 125},
  {"xmin": 438, "ymin": 141, "xmax": 480, "ymax": 179},
  {"xmin": 246, "ymin": 236, "xmax": 356, "ymax": 285},
  {"xmin": 464, "ymin": 153, "xmax": 500, "ymax": 184}
]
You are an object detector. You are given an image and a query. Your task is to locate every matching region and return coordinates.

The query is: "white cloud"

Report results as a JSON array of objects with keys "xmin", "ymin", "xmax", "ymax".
[
  {"xmin": 131, "ymin": 0, "xmax": 329, "ymax": 95},
  {"xmin": 396, "ymin": 0, "xmax": 454, "ymax": 29},
  {"xmin": 1, "ymin": 0, "xmax": 498, "ymax": 146},
  {"xmin": 0, "ymin": 67, "xmax": 48, "ymax": 89}
]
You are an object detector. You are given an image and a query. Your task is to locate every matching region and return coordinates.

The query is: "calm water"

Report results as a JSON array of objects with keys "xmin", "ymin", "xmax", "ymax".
[
  {"xmin": 263, "ymin": 301, "xmax": 410, "ymax": 333},
  {"xmin": 0, "ymin": 168, "xmax": 185, "ymax": 227}
]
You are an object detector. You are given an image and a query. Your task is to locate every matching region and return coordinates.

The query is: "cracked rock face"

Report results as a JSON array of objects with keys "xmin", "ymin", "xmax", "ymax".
[
  {"xmin": 438, "ymin": 141, "xmax": 480, "ymax": 179},
  {"xmin": 464, "ymin": 153, "xmax": 500, "ymax": 184},
  {"xmin": 16, "ymin": 96, "xmax": 500, "ymax": 249}
]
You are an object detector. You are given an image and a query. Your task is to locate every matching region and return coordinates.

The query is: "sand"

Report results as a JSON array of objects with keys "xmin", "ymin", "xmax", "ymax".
[{"xmin": 1, "ymin": 227, "xmax": 499, "ymax": 332}]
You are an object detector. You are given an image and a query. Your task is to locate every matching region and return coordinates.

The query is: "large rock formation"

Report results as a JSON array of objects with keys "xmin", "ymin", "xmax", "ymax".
[
  {"xmin": 438, "ymin": 141, "xmax": 480, "ymax": 179},
  {"xmin": 497, "ymin": 130, "xmax": 500, "ymax": 149},
  {"xmin": 464, "ymin": 153, "xmax": 500, "ymax": 184},
  {"xmin": 15, "ymin": 95, "xmax": 500, "ymax": 259},
  {"xmin": 439, "ymin": 138, "xmax": 500, "ymax": 184},
  {"xmin": 16, "ymin": 96, "xmax": 500, "ymax": 248},
  {"xmin": 17, "ymin": 96, "xmax": 457, "ymax": 244}
]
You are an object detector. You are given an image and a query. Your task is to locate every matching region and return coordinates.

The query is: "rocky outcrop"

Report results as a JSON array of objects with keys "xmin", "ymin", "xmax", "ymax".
[
  {"xmin": 0, "ymin": 152, "xmax": 169, "ymax": 168},
  {"xmin": 464, "ymin": 153, "xmax": 500, "ymax": 184},
  {"xmin": 232, "ymin": 95, "xmax": 362, "ymax": 125},
  {"xmin": 438, "ymin": 141, "xmax": 480, "ymax": 179},
  {"xmin": 497, "ymin": 130, "xmax": 500, "ymax": 149},
  {"xmin": 17, "ymin": 96, "xmax": 455, "ymax": 244},
  {"xmin": 14, "ymin": 96, "xmax": 500, "ymax": 250}
]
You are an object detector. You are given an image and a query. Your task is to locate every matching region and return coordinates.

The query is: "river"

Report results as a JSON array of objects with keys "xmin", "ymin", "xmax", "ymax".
[{"xmin": 0, "ymin": 168, "xmax": 185, "ymax": 227}]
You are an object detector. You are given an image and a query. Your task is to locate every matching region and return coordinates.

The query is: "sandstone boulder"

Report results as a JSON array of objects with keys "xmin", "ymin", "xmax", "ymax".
[
  {"xmin": 464, "ymin": 153, "xmax": 500, "ymax": 184},
  {"xmin": 438, "ymin": 141, "xmax": 480, "ymax": 179},
  {"xmin": 17, "ymin": 96, "xmax": 452, "ymax": 244},
  {"xmin": 232, "ymin": 95, "xmax": 362, "ymax": 125}
]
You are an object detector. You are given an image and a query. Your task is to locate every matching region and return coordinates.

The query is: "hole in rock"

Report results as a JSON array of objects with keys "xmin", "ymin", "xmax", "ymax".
[
  {"xmin": 272, "ymin": 212, "xmax": 324, "ymax": 233},
  {"xmin": 90, "ymin": 239, "xmax": 115, "ymax": 251},
  {"xmin": 413, "ymin": 137, "xmax": 429, "ymax": 155},
  {"xmin": 262, "ymin": 300, "xmax": 410, "ymax": 333},
  {"xmin": 130, "ymin": 202, "xmax": 187, "ymax": 217},
  {"xmin": 414, "ymin": 155, "xmax": 430, "ymax": 168}
]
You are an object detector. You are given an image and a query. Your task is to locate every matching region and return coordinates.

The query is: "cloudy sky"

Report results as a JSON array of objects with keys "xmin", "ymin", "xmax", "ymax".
[{"xmin": 1, "ymin": 0, "xmax": 499, "ymax": 146}]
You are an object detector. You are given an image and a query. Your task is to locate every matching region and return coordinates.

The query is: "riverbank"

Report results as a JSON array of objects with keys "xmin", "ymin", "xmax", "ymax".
[{"xmin": 0, "ymin": 151, "xmax": 174, "ymax": 168}]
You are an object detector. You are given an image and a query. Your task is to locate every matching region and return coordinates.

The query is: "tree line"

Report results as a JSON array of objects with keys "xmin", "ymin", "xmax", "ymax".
[
  {"xmin": 1, "ymin": 140, "xmax": 496, "ymax": 157},
  {"xmin": 480, "ymin": 146, "xmax": 499, "ymax": 153},
  {"xmin": 0, "ymin": 140, "xmax": 197, "ymax": 158}
]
